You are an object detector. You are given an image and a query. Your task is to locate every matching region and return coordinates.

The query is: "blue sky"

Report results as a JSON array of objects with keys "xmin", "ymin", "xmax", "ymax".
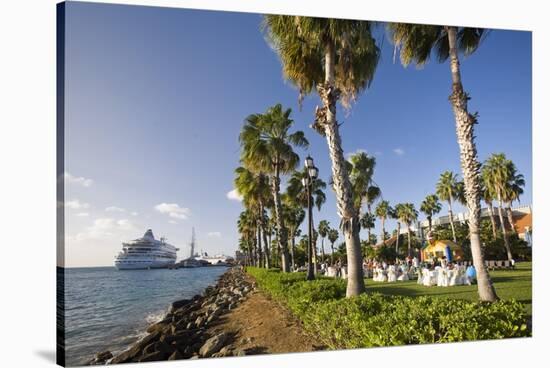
[{"xmin": 64, "ymin": 2, "xmax": 532, "ymax": 267}]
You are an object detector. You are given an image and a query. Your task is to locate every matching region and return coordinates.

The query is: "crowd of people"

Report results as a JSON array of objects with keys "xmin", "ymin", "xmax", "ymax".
[{"xmin": 310, "ymin": 256, "xmax": 478, "ymax": 287}]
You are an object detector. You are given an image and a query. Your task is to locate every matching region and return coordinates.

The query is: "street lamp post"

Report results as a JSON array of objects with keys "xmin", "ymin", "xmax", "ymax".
[{"xmin": 303, "ymin": 155, "xmax": 318, "ymax": 281}]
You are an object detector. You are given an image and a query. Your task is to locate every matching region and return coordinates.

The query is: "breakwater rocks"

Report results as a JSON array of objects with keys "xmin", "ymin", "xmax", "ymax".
[{"xmin": 88, "ymin": 267, "xmax": 255, "ymax": 365}]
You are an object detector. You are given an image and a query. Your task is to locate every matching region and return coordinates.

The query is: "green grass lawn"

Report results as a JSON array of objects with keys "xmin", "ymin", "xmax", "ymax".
[{"xmin": 365, "ymin": 262, "xmax": 532, "ymax": 316}]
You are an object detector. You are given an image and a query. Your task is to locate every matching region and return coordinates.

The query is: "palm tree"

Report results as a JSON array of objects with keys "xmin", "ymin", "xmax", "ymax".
[
  {"xmin": 317, "ymin": 220, "xmax": 330, "ymax": 263},
  {"xmin": 239, "ymin": 104, "xmax": 308, "ymax": 272},
  {"xmin": 482, "ymin": 153, "xmax": 517, "ymax": 262},
  {"xmin": 420, "ymin": 194, "xmax": 442, "ymax": 233},
  {"xmin": 393, "ymin": 203, "xmax": 406, "ymax": 256},
  {"xmin": 348, "ymin": 152, "xmax": 376, "ymax": 207},
  {"xmin": 234, "ymin": 166, "xmax": 272, "ymax": 268},
  {"xmin": 264, "ymin": 16, "xmax": 380, "ymax": 296},
  {"xmin": 238, "ymin": 209, "xmax": 258, "ymax": 266},
  {"xmin": 365, "ymin": 185, "xmax": 381, "ymax": 213},
  {"xmin": 375, "ymin": 200, "xmax": 392, "ymax": 243},
  {"xmin": 503, "ymin": 162, "xmax": 525, "ymax": 234},
  {"xmin": 389, "ymin": 23, "xmax": 497, "ymax": 302},
  {"xmin": 327, "ymin": 228, "xmax": 339, "ymax": 265},
  {"xmin": 481, "ymin": 179, "xmax": 498, "ymax": 240},
  {"xmin": 285, "ymin": 169, "xmax": 327, "ymax": 212},
  {"xmin": 402, "ymin": 203, "xmax": 419, "ymax": 257},
  {"xmin": 435, "ymin": 171, "xmax": 460, "ymax": 243},
  {"xmin": 359, "ymin": 212, "xmax": 376, "ymax": 245},
  {"xmin": 285, "ymin": 169, "xmax": 327, "ymax": 273},
  {"xmin": 282, "ymin": 203, "xmax": 305, "ymax": 271}
]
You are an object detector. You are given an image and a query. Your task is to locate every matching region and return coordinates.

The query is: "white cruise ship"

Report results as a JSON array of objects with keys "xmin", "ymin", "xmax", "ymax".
[
  {"xmin": 194, "ymin": 251, "xmax": 233, "ymax": 265},
  {"xmin": 114, "ymin": 229, "xmax": 179, "ymax": 270}
]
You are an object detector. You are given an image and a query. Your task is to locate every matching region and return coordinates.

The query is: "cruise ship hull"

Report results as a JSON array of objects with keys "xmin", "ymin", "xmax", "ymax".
[{"xmin": 115, "ymin": 259, "xmax": 176, "ymax": 270}]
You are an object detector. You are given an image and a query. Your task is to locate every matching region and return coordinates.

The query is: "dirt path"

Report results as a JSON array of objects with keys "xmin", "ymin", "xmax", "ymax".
[{"xmin": 204, "ymin": 278, "xmax": 323, "ymax": 355}]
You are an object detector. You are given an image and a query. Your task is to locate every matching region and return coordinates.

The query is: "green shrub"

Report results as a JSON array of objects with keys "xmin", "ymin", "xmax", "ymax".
[{"xmin": 246, "ymin": 267, "xmax": 530, "ymax": 349}]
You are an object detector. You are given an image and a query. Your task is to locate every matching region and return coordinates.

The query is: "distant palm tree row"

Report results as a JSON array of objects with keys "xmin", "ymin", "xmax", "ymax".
[{"xmin": 234, "ymin": 16, "xmax": 526, "ymax": 303}]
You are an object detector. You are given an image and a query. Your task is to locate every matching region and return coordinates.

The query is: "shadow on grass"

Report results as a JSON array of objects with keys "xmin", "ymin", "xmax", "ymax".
[{"xmin": 490, "ymin": 275, "xmax": 532, "ymax": 283}]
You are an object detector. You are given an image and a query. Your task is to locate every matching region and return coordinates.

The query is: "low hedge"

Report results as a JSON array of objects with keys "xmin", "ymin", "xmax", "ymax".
[{"xmin": 247, "ymin": 267, "xmax": 529, "ymax": 349}]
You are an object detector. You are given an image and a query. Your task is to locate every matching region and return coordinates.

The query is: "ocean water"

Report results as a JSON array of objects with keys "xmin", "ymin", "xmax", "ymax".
[{"xmin": 63, "ymin": 266, "xmax": 228, "ymax": 366}]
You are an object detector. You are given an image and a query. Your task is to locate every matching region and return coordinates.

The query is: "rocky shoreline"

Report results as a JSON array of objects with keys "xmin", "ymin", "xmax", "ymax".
[{"xmin": 87, "ymin": 267, "xmax": 255, "ymax": 365}]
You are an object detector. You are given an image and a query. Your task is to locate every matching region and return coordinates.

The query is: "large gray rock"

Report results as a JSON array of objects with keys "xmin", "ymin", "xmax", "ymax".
[
  {"xmin": 110, "ymin": 331, "xmax": 161, "ymax": 364},
  {"xmin": 195, "ymin": 316, "xmax": 205, "ymax": 328},
  {"xmin": 199, "ymin": 332, "xmax": 230, "ymax": 357},
  {"xmin": 168, "ymin": 350, "xmax": 183, "ymax": 360},
  {"xmin": 138, "ymin": 351, "xmax": 166, "ymax": 362},
  {"xmin": 169, "ymin": 298, "xmax": 192, "ymax": 313},
  {"xmin": 86, "ymin": 350, "xmax": 112, "ymax": 365}
]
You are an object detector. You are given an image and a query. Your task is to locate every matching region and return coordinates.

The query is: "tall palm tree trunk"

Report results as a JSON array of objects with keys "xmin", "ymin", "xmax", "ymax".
[
  {"xmin": 497, "ymin": 199, "xmax": 513, "ymax": 261},
  {"xmin": 321, "ymin": 238, "xmax": 326, "ymax": 263},
  {"xmin": 275, "ymin": 234, "xmax": 280, "ymax": 268},
  {"xmin": 319, "ymin": 40, "xmax": 364, "ymax": 296},
  {"xmin": 257, "ymin": 225, "xmax": 263, "ymax": 268},
  {"xmin": 505, "ymin": 204, "xmax": 517, "ymax": 234},
  {"xmin": 407, "ymin": 227, "xmax": 412, "ymax": 257},
  {"xmin": 252, "ymin": 238, "xmax": 258, "ymax": 267},
  {"xmin": 262, "ymin": 229, "xmax": 270, "ymax": 269},
  {"xmin": 271, "ymin": 172, "xmax": 290, "ymax": 272},
  {"xmin": 395, "ymin": 222, "xmax": 401, "ymax": 255},
  {"xmin": 487, "ymin": 202, "xmax": 498, "ymax": 240},
  {"xmin": 289, "ymin": 230, "xmax": 296, "ymax": 271},
  {"xmin": 330, "ymin": 242, "xmax": 335, "ymax": 265},
  {"xmin": 381, "ymin": 217, "xmax": 386, "ymax": 243},
  {"xmin": 447, "ymin": 201, "xmax": 457, "ymax": 243},
  {"xmin": 367, "ymin": 228, "xmax": 372, "ymax": 245},
  {"xmin": 447, "ymin": 26, "xmax": 498, "ymax": 301},
  {"xmin": 428, "ymin": 216, "xmax": 433, "ymax": 233},
  {"xmin": 245, "ymin": 240, "xmax": 252, "ymax": 266}
]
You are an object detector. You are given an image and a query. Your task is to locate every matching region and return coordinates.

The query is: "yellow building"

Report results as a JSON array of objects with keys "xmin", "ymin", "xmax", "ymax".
[{"xmin": 422, "ymin": 239, "xmax": 464, "ymax": 262}]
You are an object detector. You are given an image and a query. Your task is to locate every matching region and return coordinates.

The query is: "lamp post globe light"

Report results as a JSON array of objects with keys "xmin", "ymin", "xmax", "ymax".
[{"xmin": 303, "ymin": 156, "xmax": 318, "ymax": 281}]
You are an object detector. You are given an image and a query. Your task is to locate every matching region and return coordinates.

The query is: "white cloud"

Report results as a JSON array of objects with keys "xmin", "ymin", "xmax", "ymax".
[
  {"xmin": 75, "ymin": 218, "xmax": 115, "ymax": 241},
  {"xmin": 64, "ymin": 172, "xmax": 93, "ymax": 187},
  {"xmin": 73, "ymin": 217, "xmax": 137, "ymax": 241},
  {"xmin": 226, "ymin": 189, "xmax": 243, "ymax": 202},
  {"xmin": 393, "ymin": 148, "xmax": 405, "ymax": 156},
  {"xmin": 131, "ymin": 212, "xmax": 139, "ymax": 216},
  {"xmin": 154, "ymin": 203, "xmax": 190, "ymax": 220},
  {"xmin": 65, "ymin": 199, "xmax": 90, "ymax": 210},
  {"xmin": 207, "ymin": 231, "xmax": 222, "ymax": 238},
  {"xmin": 106, "ymin": 206, "xmax": 126, "ymax": 212},
  {"xmin": 76, "ymin": 212, "xmax": 89, "ymax": 217},
  {"xmin": 116, "ymin": 219, "xmax": 136, "ymax": 230}
]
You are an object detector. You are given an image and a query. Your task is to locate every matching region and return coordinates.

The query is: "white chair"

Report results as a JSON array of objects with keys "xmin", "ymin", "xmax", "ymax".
[
  {"xmin": 417, "ymin": 268, "xmax": 424, "ymax": 285},
  {"xmin": 398, "ymin": 266, "xmax": 409, "ymax": 281},
  {"xmin": 422, "ymin": 269, "xmax": 432, "ymax": 287},
  {"xmin": 449, "ymin": 268, "xmax": 458, "ymax": 286},
  {"xmin": 429, "ymin": 270, "xmax": 438, "ymax": 286},
  {"xmin": 373, "ymin": 268, "xmax": 382, "ymax": 282},
  {"xmin": 341, "ymin": 266, "xmax": 347, "ymax": 279},
  {"xmin": 326, "ymin": 266, "xmax": 337, "ymax": 277},
  {"xmin": 387, "ymin": 265, "xmax": 397, "ymax": 282},
  {"xmin": 379, "ymin": 269, "xmax": 387, "ymax": 282},
  {"xmin": 437, "ymin": 267, "xmax": 448, "ymax": 287}
]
